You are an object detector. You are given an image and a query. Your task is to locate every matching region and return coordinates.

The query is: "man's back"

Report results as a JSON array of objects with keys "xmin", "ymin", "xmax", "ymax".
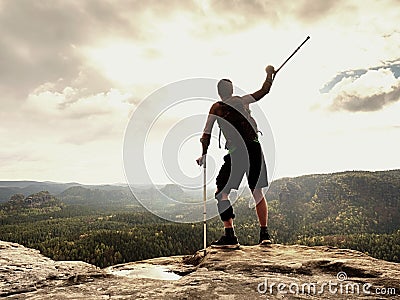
[{"xmin": 210, "ymin": 96, "xmax": 258, "ymax": 150}]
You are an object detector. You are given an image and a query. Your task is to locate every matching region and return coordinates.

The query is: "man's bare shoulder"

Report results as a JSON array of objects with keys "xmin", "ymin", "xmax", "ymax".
[
  {"xmin": 241, "ymin": 94, "xmax": 256, "ymax": 104},
  {"xmin": 209, "ymin": 101, "xmax": 223, "ymax": 115}
]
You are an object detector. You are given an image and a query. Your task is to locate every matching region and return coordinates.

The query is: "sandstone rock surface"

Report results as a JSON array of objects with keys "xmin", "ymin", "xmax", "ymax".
[{"xmin": 1, "ymin": 240, "xmax": 399, "ymax": 299}]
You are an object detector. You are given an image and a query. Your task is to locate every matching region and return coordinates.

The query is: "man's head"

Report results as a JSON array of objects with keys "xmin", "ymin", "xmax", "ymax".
[{"xmin": 217, "ymin": 79, "xmax": 233, "ymax": 99}]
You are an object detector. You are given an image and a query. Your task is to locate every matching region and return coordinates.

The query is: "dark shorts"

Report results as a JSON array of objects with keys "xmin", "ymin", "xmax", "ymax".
[{"xmin": 216, "ymin": 141, "xmax": 268, "ymax": 193}]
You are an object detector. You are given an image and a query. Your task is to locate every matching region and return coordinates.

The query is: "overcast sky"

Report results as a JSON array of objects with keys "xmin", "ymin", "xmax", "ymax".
[{"xmin": 0, "ymin": 0, "xmax": 399, "ymax": 185}]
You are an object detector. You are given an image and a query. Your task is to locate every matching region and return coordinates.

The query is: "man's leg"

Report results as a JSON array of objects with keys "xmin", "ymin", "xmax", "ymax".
[
  {"xmin": 212, "ymin": 190, "xmax": 238, "ymax": 248},
  {"xmin": 215, "ymin": 154, "xmax": 236, "ymax": 229},
  {"xmin": 212, "ymin": 154, "xmax": 239, "ymax": 248},
  {"xmin": 253, "ymin": 188, "xmax": 268, "ymax": 227},
  {"xmin": 247, "ymin": 142, "xmax": 271, "ymax": 244},
  {"xmin": 252, "ymin": 188, "xmax": 271, "ymax": 244}
]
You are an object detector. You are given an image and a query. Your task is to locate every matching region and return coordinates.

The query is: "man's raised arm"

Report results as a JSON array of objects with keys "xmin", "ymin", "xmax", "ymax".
[{"xmin": 249, "ymin": 65, "xmax": 275, "ymax": 102}]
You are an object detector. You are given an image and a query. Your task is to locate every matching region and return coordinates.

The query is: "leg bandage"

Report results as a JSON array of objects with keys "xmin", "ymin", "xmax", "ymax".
[{"xmin": 215, "ymin": 192, "xmax": 235, "ymax": 221}]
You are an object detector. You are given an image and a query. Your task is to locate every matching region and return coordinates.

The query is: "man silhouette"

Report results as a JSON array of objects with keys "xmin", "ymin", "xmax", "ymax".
[{"xmin": 196, "ymin": 65, "xmax": 275, "ymax": 248}]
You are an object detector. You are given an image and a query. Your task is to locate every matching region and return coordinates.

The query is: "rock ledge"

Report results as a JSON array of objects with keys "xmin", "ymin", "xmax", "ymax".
[{"xmin": 1, "ymin": 241, "xmax": 399, "ymax": 299}]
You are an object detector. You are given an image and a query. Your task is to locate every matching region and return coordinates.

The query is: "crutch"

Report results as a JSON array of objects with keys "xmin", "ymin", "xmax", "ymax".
[
  {"xmin": 202, "ymin": 154, "xmax": 207, "ymax": 255},
  {"xmin": 272, "ymin": 36, "xmax": 310, "ymax": 79}
]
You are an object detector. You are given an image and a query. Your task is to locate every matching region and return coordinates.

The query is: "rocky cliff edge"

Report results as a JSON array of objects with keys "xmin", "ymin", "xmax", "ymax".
[{"xmin": 1, "ymin": 240, "xmax": 399, "ymax": 299}]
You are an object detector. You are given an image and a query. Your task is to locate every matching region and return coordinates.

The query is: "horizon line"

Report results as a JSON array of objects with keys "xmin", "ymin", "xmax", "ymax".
[{"xmin": 1, "ymin": 168, "xmax": 399, "ymax": 186}]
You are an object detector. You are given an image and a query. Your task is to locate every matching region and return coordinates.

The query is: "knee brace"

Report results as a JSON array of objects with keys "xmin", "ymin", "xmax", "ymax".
[{"xmin": 215, "ymin": 192, "xmax": 235, "ymax": 221}]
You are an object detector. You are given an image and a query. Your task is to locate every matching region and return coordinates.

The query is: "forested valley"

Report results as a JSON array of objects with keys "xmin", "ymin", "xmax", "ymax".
[{"xmin": 0, "ymin": 170, "xmax": 399, "ymax": 268}]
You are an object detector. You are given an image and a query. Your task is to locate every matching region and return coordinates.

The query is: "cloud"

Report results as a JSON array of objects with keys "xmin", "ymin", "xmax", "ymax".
[
  {"xmin": 2, "ymin": 0, "xmax": 399, "ymax": 100},
  {"xmin": 321, "ymin": 60, "xmax": 400, "ymax": 93},
  {"xmin": 23, "ymin": 85, "xmax": 135, "ymax": 144},
  {"xmin": 0, "ymin": 0, "xmax": 198, "ymax": 99},
  {"xmin": 198, "ymin": 0, "xmax": 280, "ymax": 33},
  {"xmin": 331, "ymin": 85, "xmax": 400, "ymax": 112},
  {"xmin": 293, "ymin": 0, "xmax": 348, "ymax": 23},
  {"xmin": 327, "ymin": 67, "xmax": 400, "ymax": 112},
  {"xmin": 197, "ymin": 0, "xmax": 346, "ymax": 35},
  {"xmin": 0, "ymin": 1, "xmax": 120, "ymax": 99},
  {"xmin": 0, "ymin": 83, "xmax": 135, "ymax": 182}
]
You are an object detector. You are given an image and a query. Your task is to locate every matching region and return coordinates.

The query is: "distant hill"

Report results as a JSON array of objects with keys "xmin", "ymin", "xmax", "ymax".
[
  {"xmin": 159, "ymin": 184, "xmax": 185, "ymax": 198},
  {"xmin": 0, "ymin": 181, "xmax": 81, "ymax": 202},
  {"xmin": 57, "ymin": 185, "xmax": 140, "ymax": 207},
  {"xmin": 0, "ymin": 181, "xmax": 40, "ymax": 188},
  {"xmin": 0, "ymin": 187, "xmax": 21, "ymax": 202},
  {"xmin": 57, "ymin": 183, "xmax": 190, "ymax": 210},
  {"xmin": 0, "ymin": 191, "xmax": 64, "ymax": 213},
  {"xmin": 2, "ymin": 170, "xmax": 399, "ymax": 229},
  {"xmin": 258, "ymin": 169, "xmax": 400, "ymax": 242},
  {"xmin": 0, "ymin": 181, "xmax": 130, "ymax": 203}
]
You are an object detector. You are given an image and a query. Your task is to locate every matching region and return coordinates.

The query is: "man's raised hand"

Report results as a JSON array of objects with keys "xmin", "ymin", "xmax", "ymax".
[{"xmin": 265, "ymin": 65, "xmax": 275, "ymax": 75}]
